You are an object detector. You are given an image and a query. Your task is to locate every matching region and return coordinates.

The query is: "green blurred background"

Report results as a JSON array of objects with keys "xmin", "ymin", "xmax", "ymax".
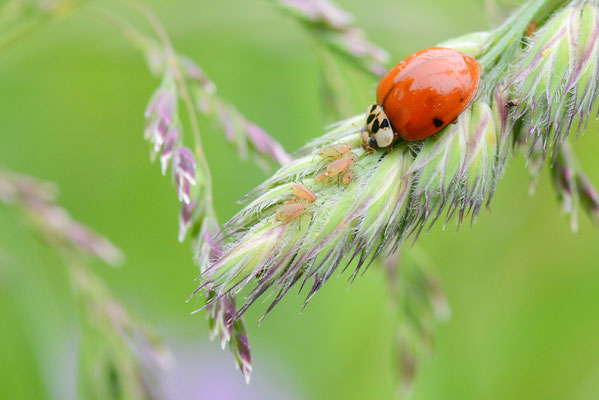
[{"xmin": 1, "ymin": 0, "xmax": 599, "ymax": 399}]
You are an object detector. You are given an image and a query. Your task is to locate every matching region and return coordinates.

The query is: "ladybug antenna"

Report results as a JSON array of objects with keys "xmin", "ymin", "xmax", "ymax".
[{"xmin": 351, "ymin": 122, "xmax": 364, "ymax": 134}]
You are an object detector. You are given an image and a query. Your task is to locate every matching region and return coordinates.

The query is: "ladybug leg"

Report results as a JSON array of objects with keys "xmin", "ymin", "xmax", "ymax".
[{"xmin": 361, "ymin": 138, "xmax": 375, "ymax": 153}]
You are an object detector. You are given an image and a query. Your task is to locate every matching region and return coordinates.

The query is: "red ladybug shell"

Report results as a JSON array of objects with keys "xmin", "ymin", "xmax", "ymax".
[{"xmin": 376, "ymin": 47, "xmax": 480, "ymax": 141}]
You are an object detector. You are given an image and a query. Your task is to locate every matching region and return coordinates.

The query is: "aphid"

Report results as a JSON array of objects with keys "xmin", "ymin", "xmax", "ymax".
[
  {"xmin": 525, "ymin": 20, "xmax": 537, "ymax": 37},
  {"xmin": 276, "ymin": 183, "xmax": 316, "ymax": 224},
  {"xmin": 275, "ymin": 200, "xmax": 307, "ymax": 222},
  {"xmin": 342, "ymin": 169, "xmax": 354, "ymax": 184},
  {"xmin": 290, "ymin": 183, "xmax": 316, "ymax": 203},
  {"xmin": 325, "ymin": 154, "xmax": 356, "ymax": 177},
  {"xmin": 362, "ymin": 47, "xmax": 481, "ymax": 150},
  {"xmin": 317, "ymin": 144, "xmax": 353, "ymax": 159}
]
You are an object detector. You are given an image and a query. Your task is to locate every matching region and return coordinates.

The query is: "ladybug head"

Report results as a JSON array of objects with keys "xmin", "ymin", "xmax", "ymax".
[
  {"xmin": 368, "ymin": 136, "xmax": 378, "ymax": 148},
  {"xmin": 364, "ymin": 103, "xmax": 394, "ymax": 149}
]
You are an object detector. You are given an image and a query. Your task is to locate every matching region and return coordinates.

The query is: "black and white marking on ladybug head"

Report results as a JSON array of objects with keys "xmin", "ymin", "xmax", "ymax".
[{"xmin": 364, "ymin": 103, "xmax": 394, "ymax": 148}]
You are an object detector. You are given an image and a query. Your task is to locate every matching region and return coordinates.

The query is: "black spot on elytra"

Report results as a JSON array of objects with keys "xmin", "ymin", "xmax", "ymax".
[
  {"xmin": 366, "ymin": 114, "xmax": 375, "ymax": 124},
  {"xmin": 372, "ymin": 119, "xmax": 380, "ymax": 133},
  {"xmin": 380, "ymin": 119, "xmax": 389, "ymax": 129},
  {"xmin": 460, "ymin": 97, "xmax": 464, "ymax": 102},
  {"xmin": 433, "ymin": 118, "xmax": 444, "ymax": 128}
]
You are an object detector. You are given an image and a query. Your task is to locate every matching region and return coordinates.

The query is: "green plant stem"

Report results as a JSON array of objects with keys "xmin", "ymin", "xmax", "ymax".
[
  {"xmin": 478, "ymin": 0, "xmax": 546, "ymax": 94},
  {"xmin": 478, "ymin": 0, "xmax": 569, "ymax": 96}
]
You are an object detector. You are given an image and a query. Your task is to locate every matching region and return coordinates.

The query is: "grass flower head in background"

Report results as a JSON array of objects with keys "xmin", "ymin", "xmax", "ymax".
[{"xmin": 0, "ymin": 172, "xmax": 173, "ymax": 399}]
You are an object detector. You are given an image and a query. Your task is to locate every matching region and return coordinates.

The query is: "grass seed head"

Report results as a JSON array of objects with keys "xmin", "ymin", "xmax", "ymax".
[{"xmin": 509, "ymin": 1, "xmax": 599, "ymax": 150}]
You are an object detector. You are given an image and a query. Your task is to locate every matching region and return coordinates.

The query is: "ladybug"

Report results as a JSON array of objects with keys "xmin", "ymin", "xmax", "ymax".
[{"xmin": 362, "ymin": 47, "xmax": 481, "ymax": 151}]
